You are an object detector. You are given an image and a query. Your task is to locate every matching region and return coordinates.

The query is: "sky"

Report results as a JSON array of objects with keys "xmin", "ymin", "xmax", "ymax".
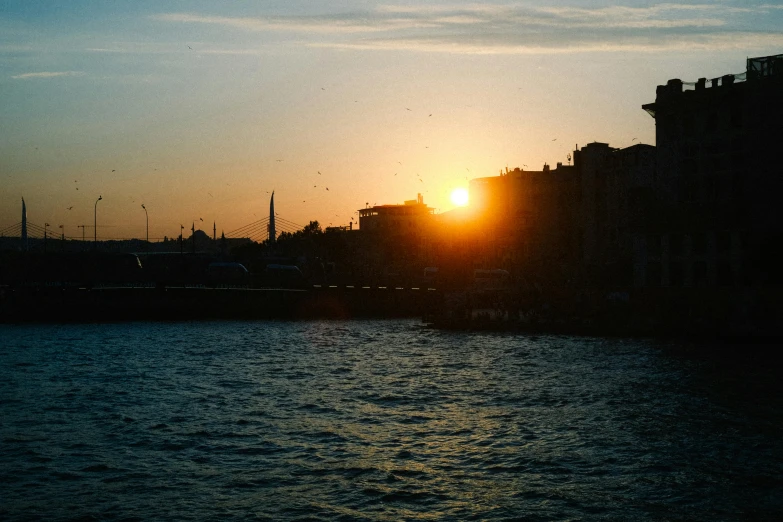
[{"xmin": 2, "ymin": 1, "xmax": 782, "ymax": 241}]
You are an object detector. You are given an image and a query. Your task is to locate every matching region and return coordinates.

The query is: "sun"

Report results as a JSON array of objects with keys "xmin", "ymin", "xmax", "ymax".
[{"xmin": 450, "ymin": 187, "xmax": 469, "ymax": 207}]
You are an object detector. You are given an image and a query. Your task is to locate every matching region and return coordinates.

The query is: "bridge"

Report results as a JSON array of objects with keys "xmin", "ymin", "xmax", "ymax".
[{"xmin": 0, "ymin": 216, "xmax": 305, "ymax": 244}]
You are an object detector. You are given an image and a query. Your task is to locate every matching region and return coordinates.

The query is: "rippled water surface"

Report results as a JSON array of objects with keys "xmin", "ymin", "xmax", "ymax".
[{"xmin": 1, "ymin": 320, "xmax": 782, "ymax": 521}]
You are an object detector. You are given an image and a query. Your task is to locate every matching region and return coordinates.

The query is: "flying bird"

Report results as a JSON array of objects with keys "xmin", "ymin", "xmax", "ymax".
[
  {"xmin": 111, "ymin": 169, "xmax": 115, "ymax": 172},
  {"xmin": 187, "ymin": 45, "xmax": 193, "ymax": 50},
  {"xmin": 317, "ymin": 171, "xmax": 322, "ymax": 175},
  {"xmin": 200, "ymin": 218, "xmax": 203, "ymax": 222},
  {"xmin": 208, "ymin": 192, "xmax": 213, "ymax": 197},
  {"xmin": 326, "ymin": 187, "xmax": 329, "ymax": 191},
  {"xmin": 66, "ymin": 206, "xmax": 73, "ymax": 210},
  {"xmin": 632, "ymin": 137, "xmax": 638, "ymax": 141},
  {"xmin": 552, "ymin": 138, "xmax": 557, "ymax": 141},
  {"xmin": 406, "ymin": 108, "xmax": 411, "ymax": 111},
  {"xmin": 428, "ymin": 114, "xmax": 432, "ymax": 117},
  {"xmin": 276, "ymin": 159, "xmax": 283, "ymax": 162}
]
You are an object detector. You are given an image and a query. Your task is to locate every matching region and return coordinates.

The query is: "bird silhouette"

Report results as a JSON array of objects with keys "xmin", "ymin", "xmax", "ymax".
[
  {"xmin": 199, "ymin": 218, "xmax": 203, "ymax": 222},
  {"xmin": 76, "ymin": 187, "xmax": 79, "ymax": 190},
  {"xmin": 111, "ymin": 169, "xmax": 115, "ymax": 172},
  {"xmin": 317, "ymin": 171, "xmax": 322, "ymax": 175},
  {"xmin": 208, "ymin": 192, "xmax": 213, "ymax": 197},
  {"xmin": 405, "ymin": 108, "xmax": 411, "ymax": 111},
  {"xmin": 326, "ymin": 187, "xmax": 329, "ymax": 191},
  {"xmin": 66, "ymin": 206, "xmax": 73, "ymax": 210},
  {"xmin": 276, "ymin": 159, "xmax": 283, "ymax": 162},
  {"xmin": 632, "ymin": 137, "xmax": 638, "ymax": 141},
  {"xmin": 552, "ymin": 138, "xmax": 557, "ymax": 141},
  {"xmin": 187, "ymin": 45, "xmax": 193, "ymax": 50},
  {"xmin": 428, "ymin": 114, "xmax": 432, "ymax": 117}
]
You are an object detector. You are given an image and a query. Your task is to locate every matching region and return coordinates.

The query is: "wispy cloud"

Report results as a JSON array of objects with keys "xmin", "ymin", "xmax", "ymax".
[
  {"xmin": 153, "ymin": 3, "xmax": 783, "ymax": 54},
  {"xmin": 11, "ymin": 71, "xmax": 83, "ymax": 79}
]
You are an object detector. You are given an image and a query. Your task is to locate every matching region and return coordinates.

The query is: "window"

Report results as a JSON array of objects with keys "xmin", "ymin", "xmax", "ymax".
[
  {"xmin": 693, "ymin": 261, "xmax": 708, "ymax": 286},
  {"xmin": 646, "ymin": 262, "xmax": 661, "ymax": 287},
  {"xmin": 717, "ymin": 261, "xmax": 733, "ymax": 286},
  {"xmin": 669, "ymin": 262, "xmax": 683, "ymax": 287},
  {"xmin": 691, "ymin": 233, "xmax": 707, "ymax": 256},
  {"xmin": 717, "ymin": 231, "xmax": 731, "ymax": 254},
  {"xmin": 669, "ymin": 234, "xmax": 683, "ymax": 256},
  {"xmin": 647, "ymin": 234, "xmax": 661, "ymax": 258}
]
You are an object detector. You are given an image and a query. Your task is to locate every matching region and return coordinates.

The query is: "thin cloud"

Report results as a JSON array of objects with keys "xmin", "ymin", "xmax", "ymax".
[
  {"xmin": 153, "ymin": 3, "xmax": 783, "ymax": 55},
  {"xmin": 313, "ymin": 32, "xmax": 783, "ymax": 55},
  {"xmin": 152, "ymin": 12, "xmax": 414, "ymax": 34},
  {"xmin": 11, "ymin": 71, "xmax": 83, "ymax": 80}
]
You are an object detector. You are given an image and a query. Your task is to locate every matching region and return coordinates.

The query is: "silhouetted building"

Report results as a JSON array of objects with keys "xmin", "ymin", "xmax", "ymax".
[
  {"xmin": 358, "ymin": 194, "xmax": 434, "ymax": 233},
  {"xmin": 357, "ymin": 194, "xmax": 435, "ymax": 281},
  {"xmin": 466, "ymin": 162, "xmax": 580, "ymax": 280},
  {"xmin": 639, "ymin": 53, "xmax": 783, "ymax": 287},
  {"xmin": 576, "ymin": 142, "xmax": 657, "ymax": 286}
]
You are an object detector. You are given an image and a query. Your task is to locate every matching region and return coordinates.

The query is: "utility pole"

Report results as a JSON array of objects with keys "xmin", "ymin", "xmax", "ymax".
[
  {"xmin": 180, "ymin": 224, "xmax": 184, "ymax": 255},
  {"xmin": 44, "ymin": 223, "xmax": 49, "ymax": 253},
  {"xmin": 141, "ymin": 204, "xmax": 148, "ymax": 244},
  {"xmin": 94, "ymin": 195, "xmax": 102, "ymax": 250}
]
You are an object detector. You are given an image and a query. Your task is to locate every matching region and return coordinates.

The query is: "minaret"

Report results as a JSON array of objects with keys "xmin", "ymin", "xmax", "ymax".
[
  {"xmin": 21, "ymin": 198, "xmax": 28, "ymax": 251},
  {"xmin": 269, "ymin": 191, "xmax": 276, "ymax": 243},
  {"xmin": 213, "ymin": 221, "xmax": 216, "ymax": 241}
]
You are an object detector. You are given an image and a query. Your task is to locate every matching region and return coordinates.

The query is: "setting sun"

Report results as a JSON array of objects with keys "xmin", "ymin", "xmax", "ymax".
[{"xmin": 450, "ymin": 188, "xmax": 469, "ymax": 207}]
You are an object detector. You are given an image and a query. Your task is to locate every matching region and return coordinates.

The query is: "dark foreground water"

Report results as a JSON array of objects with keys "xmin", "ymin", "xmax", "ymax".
[{"xmin": 1, "ymin": 320, "xmax": 782, "ymax": 521}]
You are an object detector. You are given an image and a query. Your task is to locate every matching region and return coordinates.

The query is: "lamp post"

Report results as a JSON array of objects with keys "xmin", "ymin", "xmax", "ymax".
[
  {"xmin": 94, "ymin": 195, "xmax": 102, "ymax": 249},
  {"xmin": 180, "ymin": 224, "xmax": 184, "ymax": 255},
  {"xmin": 141, "ymin": 204, "xmax": 148, "ymax": 244},
  {"xmin": 44, "ymin": 223, "xmax": 49, "ymax": 252}
]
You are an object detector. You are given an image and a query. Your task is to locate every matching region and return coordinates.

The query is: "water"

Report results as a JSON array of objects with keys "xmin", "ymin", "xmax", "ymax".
[{"xmin": 1, "ymin": 320, "xmax": 781, "ymax": 521}]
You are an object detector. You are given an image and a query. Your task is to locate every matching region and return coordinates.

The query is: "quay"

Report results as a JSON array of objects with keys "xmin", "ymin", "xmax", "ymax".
[{"xmin": 0, "ymin": 284, "xmax": 439, "ymax": 322}]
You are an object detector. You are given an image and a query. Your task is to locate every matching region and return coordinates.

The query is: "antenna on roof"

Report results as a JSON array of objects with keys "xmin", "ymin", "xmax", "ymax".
[{"xmin": 567, "ymin": 153, "xmax": 571, "ymax": 165}]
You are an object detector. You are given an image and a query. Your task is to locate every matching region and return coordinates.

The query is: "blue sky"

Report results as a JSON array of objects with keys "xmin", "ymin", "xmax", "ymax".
[{"xmin": 2, "ymin": 1, "xmax": 782, "ymax": 239}]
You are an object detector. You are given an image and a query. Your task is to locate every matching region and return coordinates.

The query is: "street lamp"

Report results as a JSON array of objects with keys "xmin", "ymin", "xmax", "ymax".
[
  {"xmin": 180, "ymin": 224, "xmax": 184, "ymax": 255},
  {"xmin": 44, "ymin": 223, "xmax": 49, "ymax": 252},
  {"xmin": 94, "ymin": 195, "xmax": 102, "ymax": 249},
  {"xmin": 141, "ymin": 204, "xmax": 148, "ymax": 243}
]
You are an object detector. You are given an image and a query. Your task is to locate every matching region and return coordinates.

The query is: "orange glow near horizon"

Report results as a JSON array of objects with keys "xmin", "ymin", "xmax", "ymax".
[{"xmin": 450, "ymin": 188, "xmax": 469, "ymax": 207}]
